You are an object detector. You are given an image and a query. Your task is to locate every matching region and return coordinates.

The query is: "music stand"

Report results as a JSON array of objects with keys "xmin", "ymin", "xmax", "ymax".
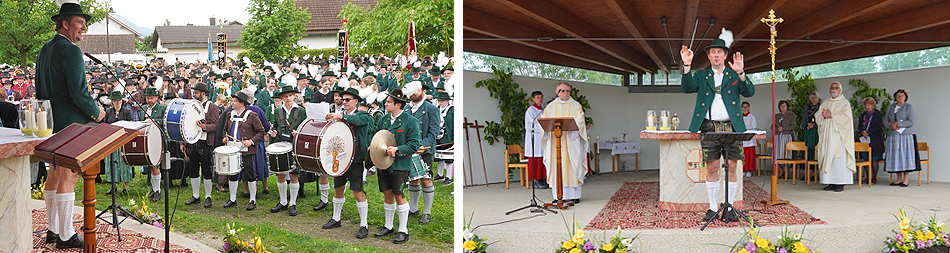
[
  {"xmin": 538, "ymin": 117, "xmax": 579, "ymax": 210},
  {"xmin": 699, "ymin": 132, "xmax": 756, "ymax": 231}
]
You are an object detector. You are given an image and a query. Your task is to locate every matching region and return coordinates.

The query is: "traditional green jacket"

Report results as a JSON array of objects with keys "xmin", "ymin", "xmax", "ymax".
[
  {"xmin": 267, "ymin": 104, "xmax": 307, "ymax": 143},
  {"xmin": 34, "ymin": 34, "xmax": 99, "ymax": 132},
  {"xmin": 375, "ymin": 110, "xmax": 420, "ymax": 171},
  {"xmin": 341, "ymin": 109, "xmax": 374, "ymax": 165},
  {"xmin": 140, "ymin": 103, "xmax": 166, "ymax": 125},
  {"xmin": 229, "ymin": 85, "xmax": 242, "ymax": 97},
  {"xmin": 255, "ymin": 89, "xmax": 278, "ymax": 109},
  {"xmin": 681, "ymin": 68, "xmax": 755, "ymax": 133},
  {"xmin": 406, "ymin": 101, "xmax": 440, "ymax": 155},
  {"xmin": 438, "ymin": 105, "xmax": 454, "ymax": 145}
]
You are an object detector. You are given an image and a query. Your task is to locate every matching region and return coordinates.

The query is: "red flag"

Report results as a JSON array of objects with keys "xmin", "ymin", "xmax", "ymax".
[{"xmin": 406, "ymin": 19, "xmax": 417, "ymax": 68}]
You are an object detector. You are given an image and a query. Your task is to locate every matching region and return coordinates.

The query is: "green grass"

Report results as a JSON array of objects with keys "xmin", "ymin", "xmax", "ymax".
[{"xmin": 71, "ymin": 165, "xmax": 454, "ymax": 253}]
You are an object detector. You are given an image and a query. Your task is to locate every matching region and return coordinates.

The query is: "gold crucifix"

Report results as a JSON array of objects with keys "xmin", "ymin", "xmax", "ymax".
[{"xmin": 760, "ymin": 9, "xmax": 783, "ymax": 81}]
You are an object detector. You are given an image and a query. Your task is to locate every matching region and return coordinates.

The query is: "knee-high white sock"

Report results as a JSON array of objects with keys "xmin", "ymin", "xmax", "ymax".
[
  {"xmin": 437, "ymin": 162, "xmax": 445, "ymax": 177},
  {"xmin": 228, "ymin": 181, "xmax": 238, "ymax": 201},
  {"xmin": 319, "ymin": 183, "xmax": 330, "ymax": 203},
  {"xmin": 706, "ymin": 181, "xmax": 720, "ymax": 211},
  {"xmin": 44, "ymin": 190, "xmax": 57, "ymax": 234},
  {"xmin": 190, "ymin": 177, "xmax": 201, "ymax": 198},
  {"xmin": 277, "ymin": 181, "xmax": 288, "ymax": 205},
  {"xmin": 248, "ymin": 181, "xmax": 257, "ymax": 202},
  {"xmin": 383, "ymin": 202, "xmax": 396, "ymax": 229},
  {"xmin": 408, "ymin": 185, "xmax": 421, "ymax": 212},
  {"xmin": 362, "ymin": 168, "xmax": 368, "ymax": 182},
  {"xmin": 727, "ymin": 182, "xmax": 739, "ymax": 206},
  {"xmin": 288, "ymin": 183, "xmax": 299, "ymax": 206},
  {"xmin": 446, "ymin": 162, "xmax": 455, "ymax": 179},
  {"xmin": 151, "ymin": 175, "xmax": 161, "ymax": 192},
  {"xmin": 397, "ymin": 203, "xmax": 410, "ymax": 233},
  {"xmin": 422, "ymin": 186, "xmax": 435, "ymax": 214},
  {"xmin": 357, "ymin": 201, "xmax": 368, "ymax": 227},
  {"xmin": 57, "ymin": 192, "xmax": 76, "ymax": 241},
  {"xmin": 204, "ymin": 179, "xmax": 213, "ymax": 199},
  {"xmin": 332, "ymin": 197, "xmax": 346, "ymax": 221}
]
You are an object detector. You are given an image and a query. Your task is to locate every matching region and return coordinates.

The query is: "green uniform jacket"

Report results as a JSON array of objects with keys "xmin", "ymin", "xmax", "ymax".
[
  {"xmin": 267, "ymin": 104, "xmax": 307, "ymax": 143},
  {"xmin": 681, "ymin": 68, "xmax": 755, "ymax": 133},
  {"xmin": 406, "ymin": 101, "xmax": 440, "ymax": 155},
  {"xmin": 35, "ymin": 34, "xmax": 98, "ymax": 132},
  {"xmin": 439, "ymin": 105, "xmax": 454, "ymax": 145},
  {"xmin": 375, "ymin": 111, "xmax": 420, "ymax": 172},
  {"xmin": 140, "ymin": 103, "xmax": 167, "ymax": 126},
  {"xmin": 341, "ymin": 110, "xmax": 374, "ymax": 164},
  {"xmin": 255, "ymin": 89, "xmax": 278, "ymax": 109},
  {"xmin": 229, "ymin": 85, "xmax": 242, "ymax": 97}
]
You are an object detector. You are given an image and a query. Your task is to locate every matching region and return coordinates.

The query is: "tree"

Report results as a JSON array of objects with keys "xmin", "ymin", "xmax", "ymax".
[
  {"xmin": 340, "ymin": 0, "xmax": 453, "ymax": 57},
  {"xmin": 239, "ymin": 0, "xmax": 310, "ymax": 62},
  {"xmin": 136, "ymin": 34, "xmax": 153, "ymax": 52},
  {"xmin": 0, "ymin": 0, "xmax": 107, "ymax": 66}
]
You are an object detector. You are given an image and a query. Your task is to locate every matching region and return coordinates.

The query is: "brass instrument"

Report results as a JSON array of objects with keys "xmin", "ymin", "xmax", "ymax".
[
  {"xmin": 242, "ymin": 69, "xmax": 255, "ymax": 89},
  {"xmin": 134, "ymin": 63, "xmax": 144, "ymax": 74}
]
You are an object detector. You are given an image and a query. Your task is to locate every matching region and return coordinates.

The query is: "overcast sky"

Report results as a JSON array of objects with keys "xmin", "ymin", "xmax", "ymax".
[{"xmin": 111, "ymin": 0, "xmax": 252, "ymax": 28}]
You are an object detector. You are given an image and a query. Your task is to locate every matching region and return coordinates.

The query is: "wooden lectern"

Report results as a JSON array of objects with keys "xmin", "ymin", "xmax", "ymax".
[
  {"xmin": 538, "ymin": 117, "xmax": 579, "ymax": 210},
  {"xmin": 34, "ymin": 123, "xmax": 139, "ymax": 253}
]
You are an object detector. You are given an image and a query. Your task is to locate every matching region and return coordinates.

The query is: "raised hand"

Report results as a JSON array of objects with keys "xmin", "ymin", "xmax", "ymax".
[
  {"xmin": 680, "ymin": 45, "xmax": 693, "ymax": 66},
  {"xmin": 729, "ymin": 52, "xmax": 744, "ymax": 73}
]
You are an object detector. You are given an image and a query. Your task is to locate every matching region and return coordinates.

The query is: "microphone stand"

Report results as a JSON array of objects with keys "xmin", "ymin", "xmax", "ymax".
[{"xmin": 506, "ymin": 107, "xmax": 556, "ymax": 215}]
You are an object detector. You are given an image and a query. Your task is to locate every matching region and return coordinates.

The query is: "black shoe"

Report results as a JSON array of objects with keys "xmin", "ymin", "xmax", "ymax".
[
  {"xmin": 312, "ymin": 201, "xmax": 328, "ymax": 211},
  {"xmin": 702, "ymin": 210, "xmax": 718, "ymax": 221},
  {"xmin": 393, "ymin": 232, "xmax": 409, "ymax": 244},
  {"xmin": 121, "ymin": 189, "xmax": 127, "ymax": 196},
  {"xmin": 823, "ymin": 185, "xmax": 835, "ymax": 191},
  {"xmin": 288, "ymin": 205, "xmax": 298, "ymax": 216},
  {"xmin": 356, "ymin": 226, "xmax": 369, "ymax": 239},
  {"xmin": 147, "ymin": 190, "xmax": 155, "ymax": 199},
  {"xmin": 105, "ymin": 185, "xmax": 115, "ymax": 195},
  {"xmin": 241, "ymin": 193, "xmax": 250, "ymax": 198},
  {"xmin": 322, "ymin": 219, "xmax": 342, "ymax": 229},
  {"xmin": 223, "ymin": 200, "xmax": 237, "ymax": 208},
  {"xmin": 374, "ymin": 227, "xmax": 394, "ymax": 238},
  {"xmin": 150, "ymin": 191, "xmax": 161, "ymax": 202},
  {"xmin": 890, "ymin": 182, "xmax": 901, "ymax": 186},
  {"xmin": 433, "ymin": 174, "xmax": 444, "ymax": 181},
  {"xmin": 834, "ymin": 185, "xmax": 845, "ymax": 192},
  {"xmin": 246, "ymin": 201, "xmax": 256, "ymax": 211},
  {"xmin": 270, "ymin": 203, "xmax": 287, "ymax": 213},
  {"xmin": 203, "ymin": 197, "xmax": 212, "ymax": 208},
  {"xmin": 900, "ymin": 183, "xmax": 909, "ymax": 188},
  {"xmin": 871, "ymin": 178, "xmax": 878, "ymax": 184},
  {"xmin": 442, "ymin": 178, "xmax": 454, "ymax": 186},
  {"xmin": 419, "ymin": 214, "xmax": 431, "ymax": 224},
  {"xmin": 409, "ymin": 210, "xmax": 419, "ymax": 216},
  {"xmin": 46, "ymin": 230, "xmax": 58, "ymax": 243},
  {"xmin": 722, "ymin": 208, "xmax": 739, "ymax": 223},
  {"xmin": 573, "ymin": 198, "xmax": 581, "ymax": 204},
  {"xmin": 184, "ymin": 196, "xmax": 200, "ymax": 205},
  {"xmin": 263, "ymin": 189, "xmax": 269, "ymax": 195},
  {"xmin": 55, "ymin": 233, "xmax": 83, "ymax": 249},
  {"xmin": 180, "ymin": 180, "xmax": 188, "ymax": 188}
]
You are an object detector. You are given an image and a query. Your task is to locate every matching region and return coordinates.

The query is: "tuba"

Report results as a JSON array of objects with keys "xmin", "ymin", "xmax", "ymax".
[
  {"xmin": 242, "ymin": 69, "xmax": 255, "ymax": 89},
  {"xmin": 134, "ymin": 63, "xmax": 144, "ymax": 74}
]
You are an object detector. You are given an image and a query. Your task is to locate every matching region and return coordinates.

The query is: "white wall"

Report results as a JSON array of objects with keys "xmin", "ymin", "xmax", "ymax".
[
  {"xmin": 153, "ymin": 46, "xmax": 244, "ymax": 64},
  {"xmin": 86, "ymin": 16, "xmax": 137, "ymax": 35},
  {"xmin": 298, "ymin": 35, "xmax": 337, "ymax": 50},
  {"xmin": 463, "ymin": 65, "xmax": 950, "ymax": 185}
]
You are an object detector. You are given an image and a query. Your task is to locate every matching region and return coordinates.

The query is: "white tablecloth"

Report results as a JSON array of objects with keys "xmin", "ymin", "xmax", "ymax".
[{"xmin": 599, "ymin": 142, "xmax": 640, "ymax": 156}]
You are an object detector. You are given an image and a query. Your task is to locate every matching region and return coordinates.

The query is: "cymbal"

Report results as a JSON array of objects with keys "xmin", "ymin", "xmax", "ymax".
[{"xmin": 369, "ymin": 130, "xmax": 396, "ymax": 170}]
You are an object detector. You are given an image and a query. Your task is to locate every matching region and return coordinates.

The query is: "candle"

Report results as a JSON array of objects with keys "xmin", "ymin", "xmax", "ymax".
[{"xmin": 34, "ymin": 110, "xmax": 51, "ymax": 137}]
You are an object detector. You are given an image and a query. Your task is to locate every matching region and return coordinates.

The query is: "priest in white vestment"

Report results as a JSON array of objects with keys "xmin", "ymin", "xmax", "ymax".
[
  {"xmin": 539, "ymin": 82, "xmax": 588, "ymax": 203},
  {"xmin": 815, "ymin": 81, "xmax": 855, "ymax": 192}
]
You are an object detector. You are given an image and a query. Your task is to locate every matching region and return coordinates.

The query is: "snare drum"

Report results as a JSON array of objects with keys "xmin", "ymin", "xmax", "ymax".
[
  {"xmin": 164, "ymin": 98, "xmax": 205, "ymax": 144},
  {"xmin": 214, "ymin": 145, "xmax": 242, "ymax": 175},
  {"xmin": 112, "ymin": 121, "xmax": 164, "ymax": 166},
  {"xmin": 293, "ymin": 119, "xmax": 355, "ymax": 177},
  {"xmin": 266, "ymin": 142, "xmax": 293, "ymax": 174}
]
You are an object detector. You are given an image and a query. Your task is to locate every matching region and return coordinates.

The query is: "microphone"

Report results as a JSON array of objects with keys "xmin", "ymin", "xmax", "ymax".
[{"xmin": 84, "ymin": 52, "xmax": 103, "ymax": 65}]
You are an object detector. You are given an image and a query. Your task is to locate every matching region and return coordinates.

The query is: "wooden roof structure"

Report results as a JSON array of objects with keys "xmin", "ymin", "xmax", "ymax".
[{"xmin": 464, "ymin": 0, "xmax": 950, "ymax": 77}]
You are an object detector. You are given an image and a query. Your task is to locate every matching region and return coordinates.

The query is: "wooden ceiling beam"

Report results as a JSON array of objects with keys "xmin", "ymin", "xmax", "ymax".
[
  {"xmin": 696, "ymin": 0, "xmax": 787, "ymax": 70},
  {"xmin": 493, "ymin": 0, "xmax": 655, "ymax": 73},
  {"xmin": 464, "ymin": 40, "xmax": 625, "ymax": 75},
  {"xmin": 464, "ymin": 7, "xmax": 639, "ymax": 74},
  {"xmin": 604, "ymin": 0, "xmax": 670, "ymax": 73}
]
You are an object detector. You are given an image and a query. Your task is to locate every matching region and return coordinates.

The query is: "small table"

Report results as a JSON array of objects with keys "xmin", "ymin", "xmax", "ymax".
[
  {"xmin": 595, "ymin": 142, "xmax": 639, "ymax": 174},
  {"xmin": 0, "ymin": 127, "xmax": 50, "ymax": 253}
]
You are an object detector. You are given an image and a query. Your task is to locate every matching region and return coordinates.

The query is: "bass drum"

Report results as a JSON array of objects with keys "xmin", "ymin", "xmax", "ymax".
[
  {"xmin": 164, "ymin": 98, "xmax": 204, "ymax": 144},
  {"xmin": 293, "ymin": 119, "xmax": 355, "ymax": 177},
  {"xmin": 112, "ymin": 121, "xmax": 164, "ymax": 166}
]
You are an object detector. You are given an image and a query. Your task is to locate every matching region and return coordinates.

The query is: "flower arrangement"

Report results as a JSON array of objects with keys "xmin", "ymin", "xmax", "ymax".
[
  {"xmin": 223, "ymin": 223, "xmax": 270, "ymax": 253},
  {"xmin": 462, "ymin": 211, "xmax": 493, "ymax": 253},
  {"xmin": 884, "ymin": 208, "xmax": 950, "ymax": 253},
  {"xmin": 126, "ymin": 197, "xmax": 165, "ymax": 229},
  {"xmin": 730, "ymin": 217, "xmax": 819, "ymax": 253},
  {"xmin": 31, "ymin": 182, "xmax": 46, "ymax": 200},
  {"xmin": 556, "ymin": 212, "xmax": 638, "ymax": 253}
]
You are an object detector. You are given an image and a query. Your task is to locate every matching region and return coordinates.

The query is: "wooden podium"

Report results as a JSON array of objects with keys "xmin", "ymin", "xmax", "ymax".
[
  {"xmin": 34, "ymin": 123, "xmax": 139, "ymax": 253},
  {"xmin": 538, "ymin": 117, "xmax": 579, "ymax": 210}
]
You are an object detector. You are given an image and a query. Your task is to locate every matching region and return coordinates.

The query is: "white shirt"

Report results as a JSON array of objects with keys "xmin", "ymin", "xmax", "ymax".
[
  {"xmin": 390, "ymin": 111, "xmax": 402, "ymax": 124},
  {"xmin": 705, "ymin": 67, "xmax": 730, "ymax": 121},
  {"xmin": 742, "ymin": 113, "xmax": 757, "ymax": 147},
  {"xmin": 409, "ymin": 100, "xmax": 423, "ymax": 114},
  {"xmin": 524, "ymin": 104, "xmax": 545, "ymax": 157}
]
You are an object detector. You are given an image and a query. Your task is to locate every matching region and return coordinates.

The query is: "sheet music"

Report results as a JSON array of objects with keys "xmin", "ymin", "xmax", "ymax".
[{"xmin": 305, "ymin": 102, "xmax": 331, "ymax": 119}]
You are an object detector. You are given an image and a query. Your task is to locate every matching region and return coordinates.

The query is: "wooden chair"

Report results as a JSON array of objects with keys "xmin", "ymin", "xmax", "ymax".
[
  {"xmin": 855, "ymin": 142, "xmax": 873, "ymax": 188},
  {"xmin": 917, "ymin": 142, "xmax": 930, "ymax": 186},
  {"xmin": 504, "ymin": 145, "xmax": 528, "ymax": 189},
  {"xmin": 775, "ymin": 141, "xmax": 807, "ymax": 184},
  {"xmin": 804, "ymin": 142, "xmax": 819, "ymax": 185},
  {"xmin": 756, "ymin": 140, "xmax": 773, "ymax": 176}
]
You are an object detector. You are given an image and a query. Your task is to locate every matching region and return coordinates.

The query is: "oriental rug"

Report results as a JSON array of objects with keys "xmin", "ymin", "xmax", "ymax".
[
  {"xmin": 585, "ymin": 181, "xmax": 824, "ymax": 230},
  {"xmin": 30, "ymin": 208, "xmax": 196, "ymax": 252}
]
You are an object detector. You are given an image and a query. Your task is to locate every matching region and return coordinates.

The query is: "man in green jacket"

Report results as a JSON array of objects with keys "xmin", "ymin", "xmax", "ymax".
[
  {"xmin": 679, "ymin": 31, "xmax": 754, "ymax": 224},
  {"xmin": 34, "ymin": 2, "xmax": 103, "ymax": 248},
  {"xmin": 321, "ymin": 87, "xmax": 375, "ymax": 239},
  {"xmin": 372, "ymin": 89, "xmax": 420, "ymax": 244},
  {"xmin": 266, "ymin": 85, "xmax": 308, "ymax": 216}
]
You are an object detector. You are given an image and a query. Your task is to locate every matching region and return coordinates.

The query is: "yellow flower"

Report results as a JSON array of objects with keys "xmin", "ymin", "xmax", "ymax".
[
  {"xmin": 602, "ymin": 242, "xmax": 615, "ymax": 251},
  {"xmin": 755, "ymin": 237, "xmax": 769, "ymax": 248},
  {"xmin": 563, "ymin": 240, "xmax": 575, "ymax": 249},
  {"xmin": 926, "ymin": 231, "xmax": 936, "ymax": 240},
  {"xmin": 463, "ymin": 240, "xmax": 477, "ymax": 251},
  {"xmin": 915, "ymin": 230, "xmax": 925, "ymax": 240},
  {"xmin": 792, "ymin": 241, "xmax": 809, "ymax": 253},
  {"xmin": 737, "ymin": 249, "xmax": 750, "ymax": 253},
  {"xmin": 569, "ymin": 248, "xmax": 582, "ymax": 253},
  {"xmin": 899, "ymin": 209, "xmax": 910, "ymax": 232}
]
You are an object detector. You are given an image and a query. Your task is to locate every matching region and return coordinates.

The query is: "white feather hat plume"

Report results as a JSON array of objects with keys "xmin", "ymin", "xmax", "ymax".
[
  {"xmin": 153, "ymin": 75, "xmax": 162, "ymax": 91},
  {"xmin": 319, "ymin": 53, "xmax": 324, "ymax": 59},
  {"xmin": 412, "ymin": 61, "xmax": 422, "ymax": 68},
  {"xmin": 337, "ymin": 80, "xmax": 349, "ymax": 89},
  {"xmin": 436, "ymin": 52, "xmax": 448, "ymax": 67},
  {"xmin": 719, "ymin": 27, "xmax": 734, "ymax": 48},
  {"xmin": 303, "ymin": 55, "xmax": 310, "ymax": 60},
  {"xmin": 444, "ymin": 78, "xmax": 455, "ymax": 97},
  {"xmin": 376, "ymin": 91, "xmax": 389, "ymax": 103},
  {"xmin": 241, "ymin": 88, "xmax": 257, "ymax": 104},
  {"xmin": 402, "ymin": 81, "xmax": 422, "ymax": 96},
  {"xmin": 369, "ymin": 56, "xmax": 376, "ymax": 64},
  {"xmin": 309, "ymin": 65, "xmax": 320, "ymax": 77},
  {"xmin": 56, "ymin": 0, "xmax": 78, "ymax": 7},
  {"xmin": 329, "ymin": 55, "xmax": 335, "ymax": 60},
  {"xmin": 366, "ymin": 66, "xmax": 377, "ymax": 75}
]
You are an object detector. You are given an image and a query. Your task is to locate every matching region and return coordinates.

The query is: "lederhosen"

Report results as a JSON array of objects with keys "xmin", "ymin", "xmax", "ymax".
[{"xmin": 186, "ymin": 100, "xmax": 214, "ymax": 180}]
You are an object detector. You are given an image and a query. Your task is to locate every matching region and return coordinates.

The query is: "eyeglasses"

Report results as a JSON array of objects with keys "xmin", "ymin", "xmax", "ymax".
[
  {"xmin": 341, "ymin": 98, "xmax": 355, "ymax": 102},
  {"xmin": 557, "ymin": 90, "xmax": 570, "ymax": 93}
]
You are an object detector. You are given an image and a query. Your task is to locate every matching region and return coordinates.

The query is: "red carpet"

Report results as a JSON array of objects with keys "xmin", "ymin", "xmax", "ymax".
[
  {"xmin": 31, "ymin": 209, "xmax": 196, "ymax": 252},
  {"xmin": 585, "ymin": 181, "xmax": 824, "ymax": 230}
]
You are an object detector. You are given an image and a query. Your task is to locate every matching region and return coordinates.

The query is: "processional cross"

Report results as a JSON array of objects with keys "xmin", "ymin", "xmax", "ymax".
[{"xmin": 760, "ymin": 9, "xmax": 789, "ymax": 206}]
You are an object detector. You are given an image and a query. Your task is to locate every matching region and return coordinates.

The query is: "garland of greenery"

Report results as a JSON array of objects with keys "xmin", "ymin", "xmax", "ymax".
[{"xmin": 474, "ymin": 66, "xmax": 529, "ymax": 146}]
